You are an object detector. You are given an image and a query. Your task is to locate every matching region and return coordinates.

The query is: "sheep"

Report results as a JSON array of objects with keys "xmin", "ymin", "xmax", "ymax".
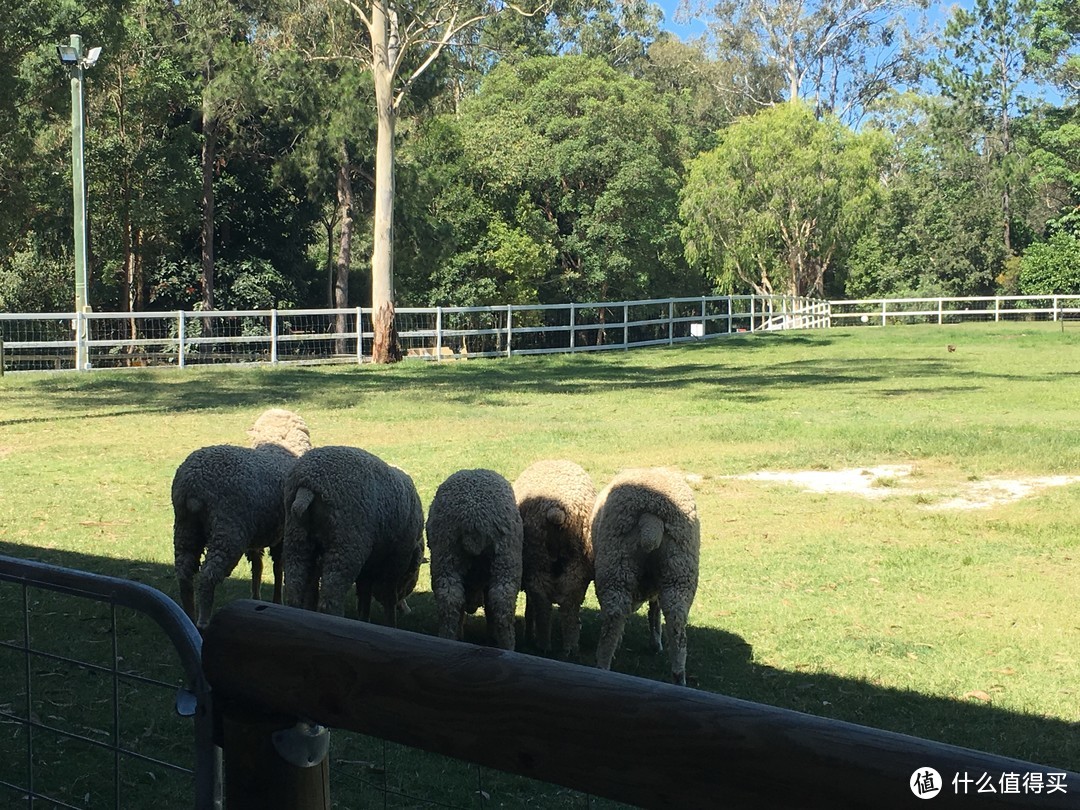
[
  {"xmin": 426, "ymin": 469, "xmax": 523, "ymax": 650},
  {"xmin": 283, "ymin": 446, "xmax": 424, "ymax": 626},
  {"xmin": 172, "ymin": 408, "xmax": 312, "ymax": 630},
  {"xmin": 591, "ymin": 467, "xmax": 700, "ymax": 685},
  {"xmin": 513, "ymin": 459, "xmax": 597, "ymax": 657}
]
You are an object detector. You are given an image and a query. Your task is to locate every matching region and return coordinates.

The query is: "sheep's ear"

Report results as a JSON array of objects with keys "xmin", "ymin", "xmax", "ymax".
[
  {"xmin": 290, "ymin": 487, "xmax": 315, "ymax": 518},
  {"xmin": 546, "ymin": 506, "xmax": 568, "ymax": 527}
]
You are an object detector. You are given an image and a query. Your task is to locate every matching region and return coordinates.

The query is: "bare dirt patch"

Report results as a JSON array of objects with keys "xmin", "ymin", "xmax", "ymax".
[{"xmin": 733, "ymin": 466, "xmax": 1080, "ymax": 510}]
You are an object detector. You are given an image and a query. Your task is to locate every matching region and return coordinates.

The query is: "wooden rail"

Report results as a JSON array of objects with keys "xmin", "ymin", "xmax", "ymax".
[{"xmin": 202, "ymin": 601, "xmax": 1078, "ymax": 809}]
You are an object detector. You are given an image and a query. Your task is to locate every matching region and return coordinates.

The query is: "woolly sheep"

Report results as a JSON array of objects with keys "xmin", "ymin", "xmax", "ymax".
[
  {"xmin": 513, "ymin": 459, "xmax": 596, "ymax": 657},
  {"xmin": 426, "ymin": 469, "xmax": 523, "ymax": 650},
  {"xmin": 172, "ymin": 408, "xmax": 312, "ymax": 630},
  {"xmin": 592, "ymin": 467, "xmax": 700, "ymax": 685},
  {"xmin": 283, "ymin": 446, "xmax": 424, "ymax": 626}
]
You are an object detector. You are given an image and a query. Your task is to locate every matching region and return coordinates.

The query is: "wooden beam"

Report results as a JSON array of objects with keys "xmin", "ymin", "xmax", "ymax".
[{"xmin": 202, "ymin": 601, "xmax": 1078, "ymax": 809}]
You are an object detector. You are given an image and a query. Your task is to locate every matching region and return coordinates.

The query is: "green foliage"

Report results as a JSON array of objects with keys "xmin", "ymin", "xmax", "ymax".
[
  {"xmin": 1019, "ymin": 229, "xmax": 1080, "ymax": 294},
  {"xmin": 680, "ymin": 102, "xmax": 888, "ymax": 297},
  {"xmin": 399, "ymin": 56, "xmax": 695, "ymax": 305}
]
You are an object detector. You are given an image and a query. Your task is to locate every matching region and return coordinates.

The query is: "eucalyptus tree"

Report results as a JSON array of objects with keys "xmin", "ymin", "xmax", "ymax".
[
  {"xmin": 680, "ymin": 102, "xmax": 888, "ymax": 297},
  {"xmin": 309, "ymin": 0, "xmax": 550, "ymax": 362},
  {"xmin": 932, "ymin": 0, "xmax": 1041, "ymax": 256},
  {"xmin": 687, "ymin": 0, "xmax": 927, "ymax": 123}
]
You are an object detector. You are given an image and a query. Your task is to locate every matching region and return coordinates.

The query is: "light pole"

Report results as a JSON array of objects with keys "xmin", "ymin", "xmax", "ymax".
[{"xmin": 57, "ymin": 34, "xmax": 101, "ymax": 371}]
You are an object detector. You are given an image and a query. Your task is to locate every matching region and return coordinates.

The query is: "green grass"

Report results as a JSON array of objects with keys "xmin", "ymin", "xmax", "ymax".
[{"xmin": 2, "ymin": 321, "xmax": 1079, "ymax": 804}]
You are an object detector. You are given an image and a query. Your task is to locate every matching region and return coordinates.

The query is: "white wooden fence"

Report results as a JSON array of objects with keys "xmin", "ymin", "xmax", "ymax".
[
  {"xmin": 0, "ymin": 294, "xmax": 828, "ymax": 372},
  {"xmin": 1, "ymin": 293, "xmax": 1077, "ymax": 373}
]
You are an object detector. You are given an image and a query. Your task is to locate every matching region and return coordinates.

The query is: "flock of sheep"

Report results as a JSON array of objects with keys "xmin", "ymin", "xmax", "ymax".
[{"xmin": 171, "ymin": 409, "xmax": 702, "ymax": 684}]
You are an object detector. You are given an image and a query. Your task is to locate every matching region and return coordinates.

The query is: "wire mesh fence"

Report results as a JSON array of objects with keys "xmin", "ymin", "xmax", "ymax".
[{"xmin": 0, "ymin": 555, "xmax": 218, "ymax": 810}]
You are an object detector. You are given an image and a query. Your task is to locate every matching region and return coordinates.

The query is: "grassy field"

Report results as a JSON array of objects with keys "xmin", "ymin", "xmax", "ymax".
[{"xmin": 1, "ymin": 321, "xmax": 1079, "ymax": 804}]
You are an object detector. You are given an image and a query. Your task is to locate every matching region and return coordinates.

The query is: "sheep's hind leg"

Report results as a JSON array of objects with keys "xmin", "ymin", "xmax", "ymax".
[
  {"xmin": 660, "ymin": 592, "xmax": 690, "ymax": 686},
  {"xmin": 434, "ymin": 577, "xmax": 466, "ymax": 641},
  {"xmin": 647, "ymin": 598, "xmax": 663, "ymax": 654},
  {"xmin": 525, "ymin": 590, "xmax": 552, "ymax": 652},
  {"xmin": 485, "ymin": 581, "xmax": 518, "ymax": 651},
  {"xmin": 269, "ymin": 543, "xmax": 283, "ymax": 604},
  {"xmin": 246, "ymin": 548, "xmax": 264, "ymax": 600},
  {"xmin": 595, "ymin": 593, "xmax": 631, "ymax": 672}
]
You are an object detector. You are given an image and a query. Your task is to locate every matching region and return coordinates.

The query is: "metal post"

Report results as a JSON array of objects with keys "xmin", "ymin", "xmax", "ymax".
[
  {"xmin": 668, "ymin": 300, "xmax": 674, "ymax": 345},
  {"xmin": 506, "ymin": 305, "xmax": 513, "ymax": 358},
  {"xmin": 750, "ymin": 296, "xmax": 755, "ymax": 332},
  {"xmin": 65, "ymin": 35, "xmax": 93, "ymax": 371},
  {"xmin": 727, "ymin": 296, "xmax": 732, "ymax": 334},
  {"xmin": 623, "ymin": 304, "xmax": 629, "ymax": 349},
  {"xmin": 569, "ymin": 303, "xmax": 576, "ymax": 351}
]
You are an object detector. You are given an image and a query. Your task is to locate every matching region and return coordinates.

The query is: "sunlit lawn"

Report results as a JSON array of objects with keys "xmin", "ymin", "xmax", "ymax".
[{"xmin": 1, "ymin": 321, "xmax": 1079, "ymax": 805}]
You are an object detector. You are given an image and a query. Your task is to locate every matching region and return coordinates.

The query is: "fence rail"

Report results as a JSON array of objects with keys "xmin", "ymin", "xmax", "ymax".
[
  {"xmin": 203, "ymin": 600, "xmax": 1078, "ymax": 810},
  {"xmin": 0, "ymin": 295, "xmax": 826, "ymax": 372},
  {"xmin": 3, "ymin": 294, "xmax": 1079, "ymax": 373}
]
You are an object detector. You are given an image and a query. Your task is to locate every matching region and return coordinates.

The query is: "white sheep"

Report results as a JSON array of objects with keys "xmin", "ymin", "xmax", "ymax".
[
  {"xmin": 172, "ymin": 408, "xmax": 312, "ymax": 630},
  {"xmin": 283, "ymin": 446, "xmax": 424, "ymax": 626},
  {"xmin": 426, "ymin": 469, "xmax": 523, "ymax": 650},
  {"xmin": 592, "ymin": 467, "xmax": 700, "ymax": 685},
  {"xmin": 513, "ymin": 459, "xmax": 596, "ymax": 657}
]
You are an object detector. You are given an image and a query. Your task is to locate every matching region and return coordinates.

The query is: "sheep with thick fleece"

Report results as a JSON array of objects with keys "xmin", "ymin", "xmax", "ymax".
[
  {"xmin": 426, "ymin": 469, "xmax": 523, "ymax": 650},
  {"xmin": 592, "ymin": 467, "xmax": 700, "ymax": 685},
  {"xmin": 513, "ymin": 459, "xmax": 596, "ymax": 657},
  {"xmin": 283, "ymin": 446, "xmax": 424, "ymax": 625},
  {"xmin": 172, "ymin": 408, "xmax": 312, "ymax": 630}
]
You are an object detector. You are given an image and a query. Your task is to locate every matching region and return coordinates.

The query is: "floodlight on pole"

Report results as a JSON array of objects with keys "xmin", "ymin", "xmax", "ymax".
[{"xmin": 57, "ymin": 33, "xmax": 100, "ymax": 370}]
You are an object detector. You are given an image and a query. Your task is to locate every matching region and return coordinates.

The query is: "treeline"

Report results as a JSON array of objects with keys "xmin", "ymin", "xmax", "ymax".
[{"xmin": 1, "ymin": 0, "xmax": 1077, "ymax": 321}]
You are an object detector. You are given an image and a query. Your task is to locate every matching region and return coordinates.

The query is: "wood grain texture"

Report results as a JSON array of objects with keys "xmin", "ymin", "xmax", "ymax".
[{"xmin": 203, "ymin": 600, "xmax": 1079, "ymax": 809}]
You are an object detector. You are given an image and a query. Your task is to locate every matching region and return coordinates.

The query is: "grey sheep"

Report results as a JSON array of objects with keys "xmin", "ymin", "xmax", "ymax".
[
  {"xmin": 172, "ymin": 408, "xmax": 312, "ymax": 630},
  {"xmin": 592, "ymin": 467, "xmax": 700, "ymax": 685},
  {"xmin": 426, "ymin": 469, "xmax": 523, "ymax": 650},
  {"xmin": 513, "ymin": 459, "xmax": 596, "ymax": 657},
  {"xmin": 283, "ymin": 446, "xmax": 424, "ymax": 626}
]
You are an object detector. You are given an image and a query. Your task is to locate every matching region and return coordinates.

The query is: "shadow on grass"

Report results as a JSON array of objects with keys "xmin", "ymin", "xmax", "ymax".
[
  {"xmin": 0, "ymin": 332, "xmax": 1048, "ymax": 424},
  {"xmin": 2, "ymin": 540, "xmax": 1077, "ymax": 785}
]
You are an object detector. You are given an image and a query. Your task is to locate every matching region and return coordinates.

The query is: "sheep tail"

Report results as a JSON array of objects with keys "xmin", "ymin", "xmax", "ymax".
[
  {"xmin": 545, "ymin": 505, "xmax": 568, "ymax": 527},
  {"xmin": 290, "ymin": 486, "xmax": 315, "ymax": 519},
  {"xmin": 461, "ymin": 531, "xmax": 492, "ymax": 557},
  {"xmin": 637, "ymin": 513, "xmax": 665, "ymax": 552}
]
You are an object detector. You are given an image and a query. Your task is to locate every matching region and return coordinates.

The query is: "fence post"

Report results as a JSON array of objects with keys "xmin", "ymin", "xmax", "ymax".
[
  {"xmin": 668, "ymin": 300, "xmax": 674, "ymax": 345},
  {"xmin": 569, "ymin": 303, "xmax": 575, "ymax": 351},
  {"xmin": 0, "ymin": 338, "xmax": 4, "ymax": 376},
  {"xmin": 506, "ymin": 304, "xmax": 513, "ymax": 358},
  {"xmin": 995, "ymin": 297, "xmax": 1001, "ymax": 322},
  {"xmin": 218, "ymin": 704, "xmax": 330, "ymax": 810},
  {"xmin": 436, "ymin": 307, "xmax": 443, "ymax": 360},
  {"xmin": 177, "ymin": 311, "xmax": 186, "ymax": 368},
  {"xmin": 1053, "ymin": 296, "xmax": 1060, "ymax": 322},
  {"xmin": 938, "ymin": 299, "xmax": 943, "ymax": 326},
  {"xmin": 623, "ymin": 303, "xmax": 629, "ymax": 349},
  {"xmin": 270, "ymin": 310, "xmax": 279, "ymax": 364},
  {"xmin": 750, "ymin": 296, "xmax": 756, "ymax": 332},
  {"xmin": 727, "ymin": 296, "xmax": 733, "ymax": 334},
  {"xmin": 355, "ymin": 307, "xmax": 364, "ymax": 365},
  {"xmin": 881, "ymin": 300, "xmax": 887, "ymax": 327}
]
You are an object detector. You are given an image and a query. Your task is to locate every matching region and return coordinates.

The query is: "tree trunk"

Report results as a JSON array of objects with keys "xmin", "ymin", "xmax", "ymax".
[
  {"xmin": 335, "ymin": 144, "xmax": 354, "ymax": 355},
  {"xmin": 369, "ymin": 2, "xmax": 402, "ymax": 364}
]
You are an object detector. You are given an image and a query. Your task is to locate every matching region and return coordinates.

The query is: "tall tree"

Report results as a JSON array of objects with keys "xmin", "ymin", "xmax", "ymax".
[
  {"xmin": 402, "ymin": 56, "xmax": 694, "ymax": 307},
  {"xmin": 932, "ymin": 0, "xmax": 1039, "ymax": 256},
  {"xmin": 680, "ymin": 102, "xmax": 888, "ymax": 297},
  {"xmin": 329, "ymin": 0, "xmax": 547, "ymax": 362},
  {"xmin": 689, "ymin": 0, "xmax": 926, "ymax": 123}
]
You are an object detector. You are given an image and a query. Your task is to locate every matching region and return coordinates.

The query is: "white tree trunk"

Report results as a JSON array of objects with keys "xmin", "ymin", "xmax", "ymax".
[{"xmin": 369, "ymin": 2, "xmax": 402, "ymax": 363}]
